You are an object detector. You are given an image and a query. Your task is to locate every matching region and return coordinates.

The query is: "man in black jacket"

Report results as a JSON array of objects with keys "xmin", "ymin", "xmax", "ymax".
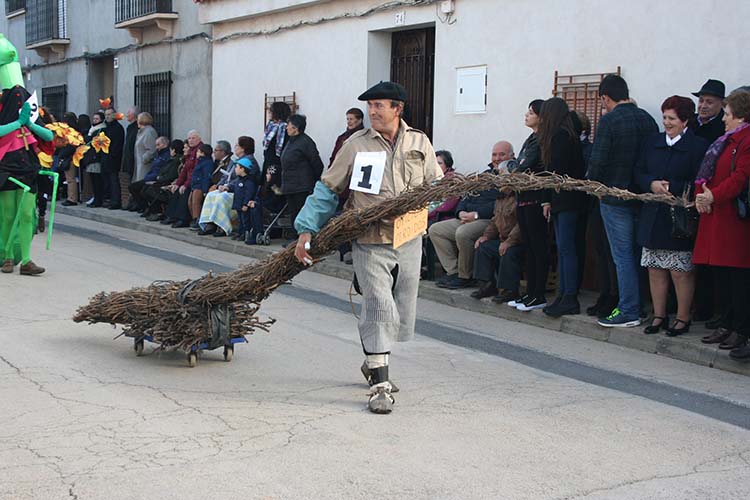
[
  {"xmin": 428, "ymin": 141, "xmax": 514, "ymax": 289},
  {"xmin": 102, "ymin": 108, "xmax": 125, "ymax": 209},
  {"xmin": 588, "ymin": 75, "xmax": 658, "ymax": 328},
  {"xmin": 120, "ymin": 107, "xmax": 139, "ymax": 210},
  {"xmin": 692, "ymin": 79, "xmax": 726, "ymax": 145}
]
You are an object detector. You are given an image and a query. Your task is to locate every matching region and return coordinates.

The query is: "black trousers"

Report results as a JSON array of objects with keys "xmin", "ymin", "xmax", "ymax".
[
  {"xmin": 128, "ymin": 180, "xmax": 149, "ymax": 209},
  {"xmin": 517, "ymin": 204, "xmax": 549, "ymax": 298},
  {"xmin": 90, "ymin": 172, "xmax": 105, "ymax": 207},
  {"xmin": 588, "ymin": 199, "xmax": 618, "ymax": 300},
  {"xmin": 141, "ymin": 182, "xmax": 168, "ymax": 214},
  {"xmin": 105, "ymin": 171, "xmax": 121, "ymax": 208},
  {"xmin": 473, "ymin": 240, "xmax": 525, "ymax": 292},
  {"xmin": 714, "ymin": 266, "xmax": 750, "ymax": 337},
  {"xmin": 285, "ymin": 191, "xmax": 310, "ymax": 237},
  {"xmin": 165, "ymin": 189, "xmax": 191, "ymax": 223}
]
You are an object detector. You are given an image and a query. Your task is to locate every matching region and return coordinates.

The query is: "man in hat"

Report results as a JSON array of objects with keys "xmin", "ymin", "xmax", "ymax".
[
  {"xmin": 693, "ymin": 79, "xmax": 726, "ymax": 145},
  {"xmin": 293, "ymin": 81, "xmax": 442, "ymax": 414}
]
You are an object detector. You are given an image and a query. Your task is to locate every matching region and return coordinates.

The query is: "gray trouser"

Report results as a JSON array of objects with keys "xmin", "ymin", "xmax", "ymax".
[
  {"xmin": 352, "ymin": 237, "xmax": 422, "ymax": 354},
  {"xmin": 428, "ymin": 218, "xmax": 490, "ymax": 278}
]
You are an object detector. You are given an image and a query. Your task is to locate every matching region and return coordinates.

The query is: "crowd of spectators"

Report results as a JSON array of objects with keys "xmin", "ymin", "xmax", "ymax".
[{"xmin": 47, "ymin": 76, "xmax": 750, "ymax": 362}]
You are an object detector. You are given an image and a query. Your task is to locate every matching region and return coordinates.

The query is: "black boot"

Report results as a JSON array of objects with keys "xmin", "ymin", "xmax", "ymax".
[
  {"xmin": 470, "ymin": 280, "xmax": 498, "ymax": 299},
  {"xmin": 543, "ymin": 294, "xmax": 580, "ymax": 318}
]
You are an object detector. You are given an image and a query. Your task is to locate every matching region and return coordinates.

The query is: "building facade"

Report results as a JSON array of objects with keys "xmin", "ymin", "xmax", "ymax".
[
  {"xmin": 1, "ymin": 0, "xmax": 212, "ymax": 140},
  {"xmin": 198, "ymin": 0, "xmax": 749, "ymax": 170}
]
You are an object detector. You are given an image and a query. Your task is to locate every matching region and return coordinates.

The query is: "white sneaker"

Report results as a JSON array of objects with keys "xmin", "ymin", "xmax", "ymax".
[
  {"xmin": 516, "ymin": 297, "xmax": 547, "ymax": 311},
  {"xmin": 508, "ymin": 294, "xmax": 529, "ymax": 308}
]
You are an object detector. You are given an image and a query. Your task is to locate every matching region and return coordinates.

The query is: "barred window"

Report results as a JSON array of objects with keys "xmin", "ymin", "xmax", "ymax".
[
  {"xmin": 6, "ymin": 0, "xmax": 26, "ymax": 15},
  {"xmin": 25, "ymin": 0, "xmax": 67, "ymax": 45},
  {"xmin": 41, "ymin": 84, "xmax": 66, "ymax": 121},
  {"xmin": 115, "ymin": 0, "xmax": 172, "ymax": 24},
  {"xmin": 135, "ymin": 71, "xmax": 171, "ymax": 138},
  {"xmin": 553, "ymin": 67, "xmax": 621, "ymax": 140}
]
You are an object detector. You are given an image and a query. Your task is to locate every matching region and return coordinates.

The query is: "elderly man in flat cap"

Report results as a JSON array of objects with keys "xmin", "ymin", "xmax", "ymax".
[{"xmin": 294, "ymin": 81, "xmax": 442, "ymax": 414}]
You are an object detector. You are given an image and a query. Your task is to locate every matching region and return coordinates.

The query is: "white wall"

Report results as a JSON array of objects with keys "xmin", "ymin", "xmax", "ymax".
[{"xmin": 205, "ymin": 0, "xmax": 749, "ymax": 170}]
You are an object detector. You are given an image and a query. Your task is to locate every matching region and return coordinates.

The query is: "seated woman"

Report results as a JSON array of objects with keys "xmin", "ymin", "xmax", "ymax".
[
  {"xmin": 198, "ymin": 136, "xmax": 256, "ymax": 237},
  {"xmin": 636, "ymin": 96, "xmax": 708, "ymax": 336},
  {"xmin": 428, "ymin": 150, "xmax": 459, "ymax": 223}
]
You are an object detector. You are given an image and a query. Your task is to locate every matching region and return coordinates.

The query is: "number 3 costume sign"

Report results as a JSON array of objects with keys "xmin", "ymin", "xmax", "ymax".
[{"xmin": 349, "ymin": 151, "xmax": 386, "ymax": 194}]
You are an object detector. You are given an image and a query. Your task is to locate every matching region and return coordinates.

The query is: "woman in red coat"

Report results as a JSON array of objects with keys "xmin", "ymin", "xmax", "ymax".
[{"xmin": 694, "ymin": 90, "xmax": 750, "ymax": 359}]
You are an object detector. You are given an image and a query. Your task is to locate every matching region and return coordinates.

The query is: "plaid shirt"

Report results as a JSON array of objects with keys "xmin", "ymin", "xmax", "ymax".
[{"xmin": 587, "ymin": 103, "xmax": 658, "ymax": 204}]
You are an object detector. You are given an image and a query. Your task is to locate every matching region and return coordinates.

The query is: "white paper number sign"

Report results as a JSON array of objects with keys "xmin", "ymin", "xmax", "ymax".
[
  {"xmin": 24, "ymin": 91, "xmax": 39, "ymax": 123},
  {"xmin": 349, "ymin": 151, "xmax": 386, "ymax": 194}
]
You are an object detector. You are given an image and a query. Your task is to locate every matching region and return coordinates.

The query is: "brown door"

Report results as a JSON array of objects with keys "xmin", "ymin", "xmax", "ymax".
[{"xmin": 390, "ymin": 27, "xmax": 435, "ymax": 139}]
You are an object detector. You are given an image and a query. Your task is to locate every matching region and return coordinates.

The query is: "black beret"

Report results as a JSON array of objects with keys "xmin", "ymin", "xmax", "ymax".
[{"xmin": 358, "ymin": 81, "xmax": 407, "ymax": 102}]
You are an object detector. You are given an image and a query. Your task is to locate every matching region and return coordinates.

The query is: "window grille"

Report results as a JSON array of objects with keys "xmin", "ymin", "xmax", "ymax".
[
  {"xmin": 25, "ymin": 0, "xmax": 66, "ymax": 45},
  {"xmin": 5, "ymin": 0, "xmax": 26, "ymax": 15},
  {"xmin": 41, "ymin": 84, "xmax": 66, "ymax": 121},
  {"xmin": 264, "ymin": 92, "xmax": 298, "ymax": 124},
  {"xmin": 115, "ymin": 0, "xmax": 172, "ymax": 24},
  {"xmin": 135, "ymin": 71, "xmax": 172, "ymax": 137},
  {"xmin": 553, "ymin": 67, "xmax": 621, "ymax": 140}
]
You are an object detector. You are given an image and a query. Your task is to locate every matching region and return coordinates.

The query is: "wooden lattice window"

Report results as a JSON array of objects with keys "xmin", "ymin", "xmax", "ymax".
[
  {"xmin": 553, "ymin": 66, "xmax": 621, "ymax": 140},
  {"xmin": 264, "ymin": 92, "xmax": 298, "ymax": 124},
  {"xmin": 135, "ymin": 71, "xmax": 172, "ymax": 138}
]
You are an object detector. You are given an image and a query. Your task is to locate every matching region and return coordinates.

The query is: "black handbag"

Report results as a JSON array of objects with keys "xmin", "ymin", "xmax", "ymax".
[
  {"xmin": 670, "ymin": 205, "xmax": 699, "ymax": 239},
  {"xmin": 731, "ymin": 144, "xmax": 750, "ymax": 219}
]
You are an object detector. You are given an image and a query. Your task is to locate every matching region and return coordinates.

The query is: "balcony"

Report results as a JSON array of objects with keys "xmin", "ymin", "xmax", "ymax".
[
  {"xmin": 25, "ymin": 0, "xmax": 69, "ymax": 61},
  {"xmin": 5, "ymin": 0, "xmax": 26, "ymax": 18},
  {"xmin": 115, "ymin": 0, "xmax": 178, "ymax": 44}
]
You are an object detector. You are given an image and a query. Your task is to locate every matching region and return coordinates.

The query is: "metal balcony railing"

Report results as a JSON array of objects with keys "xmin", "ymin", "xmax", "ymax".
[
  {"xmin": 115, "ymin": 0, "xmax": 173, "ymax": 24},
  {"xmin": 25, "ymin": 0, "xmax": 67, "ymax": 46},
  {"xmin": 6, "ymin": 0, "xmax": 26, "ymax": 15}
]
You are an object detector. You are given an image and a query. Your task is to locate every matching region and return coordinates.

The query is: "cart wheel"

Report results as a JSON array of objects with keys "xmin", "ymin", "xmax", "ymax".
[
  {"xmin": 134, "ymin": 339, "xmax": 144, "ymax": 357},
  {"xmin": 256, "ymin": 233, "xmax": 264, "ymax": 245},
  {"xmin": 262, "ymin": 234, "xmax": 271, "ymax": 245},
  {"xmin": 187, "ymin": 352, "xmax": 198, "ymax": 368},
  {"xmin": 224, "ymin": 345, "xmax": 234, "ymax": 362}
]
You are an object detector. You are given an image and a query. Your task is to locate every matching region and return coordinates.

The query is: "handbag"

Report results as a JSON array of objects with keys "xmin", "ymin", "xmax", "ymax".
[
  {"xmin": 670, "ymin": 184, "xmax": 699, "ymax": 239},
  {"xmin": 731, "ymin": 140, "xmax": 750, "ymax": 220},
  {"xmin": 86, "ymin": 162, "xmax": 101, "ymax": 174}
]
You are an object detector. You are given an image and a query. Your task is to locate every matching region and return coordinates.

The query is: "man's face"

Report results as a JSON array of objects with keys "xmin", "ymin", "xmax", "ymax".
[
  {"xmin": 187, "ymin": 133, "xmax": 201, "ymax": 148},
  {"xmin": 126, "ymin": 109, "xmax": 137, "ymax": 122},
  {"xmin": 104, "ymin": 109, "xmax": 115, "ymax": 123},
  {"xmin": 698, "ymin": 95, "xmax": 723, "ymax": 121},
  {"xmin": 367, "ymin": 99, "xmax": 400, "ymax": 133},
  {"xmin": 346, "ymin": 113, "xmax": 362, "ymax": 130},
  {"xmin": 156, "ymin": 139, "xmax": 167, "ymax": 151},
  {"xmin": 491, "ymin": 143, "xmax": 513, "ymax": 168},
  {"xmin": 213, "ymin": 145, "xmax": 226, "ymax": 161}
]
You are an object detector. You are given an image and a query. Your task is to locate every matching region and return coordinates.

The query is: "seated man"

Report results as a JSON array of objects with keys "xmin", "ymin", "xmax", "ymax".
[
  {"xmin": 129, "ymin": 136, "xmax": 170, "ymax": 212},
  {"xmin": 428, "ymin": 141, "xmax": 514, "ymax": 289},
  {"xmin": 471, "ymin": 179, "xmax": 524, "ymax": 303}
]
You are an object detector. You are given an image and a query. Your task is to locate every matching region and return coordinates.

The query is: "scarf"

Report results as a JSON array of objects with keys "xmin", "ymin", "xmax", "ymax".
[
  {"xmin": 695, "ymin": 122, "xmax": 750, "ymax": 185},
  {"xmin": 263, "ymin": 121, "xmax": 287, "ymax": 158},
  {"xmin": 88, "ymin": 122, "xmax": 106, "ymax": 138}
]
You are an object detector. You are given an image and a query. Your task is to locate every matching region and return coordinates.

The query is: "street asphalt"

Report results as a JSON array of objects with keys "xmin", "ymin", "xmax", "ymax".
[{"xmin": 0, "ymin": 213, "xmax": 748, "ymax": 500}]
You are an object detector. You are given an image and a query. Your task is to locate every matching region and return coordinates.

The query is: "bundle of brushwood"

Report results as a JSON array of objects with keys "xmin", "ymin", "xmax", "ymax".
[{"xmin": 73, "ymin": 172, "xmax": 686, "ymax": 350}]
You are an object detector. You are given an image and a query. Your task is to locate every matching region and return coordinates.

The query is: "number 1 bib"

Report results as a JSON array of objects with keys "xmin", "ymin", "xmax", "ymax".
[{"xmin": 349, "ymin": 151, "xmax": 386, "ymax": 195}]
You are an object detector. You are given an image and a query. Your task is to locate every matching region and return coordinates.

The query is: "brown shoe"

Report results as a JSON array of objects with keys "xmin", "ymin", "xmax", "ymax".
[
  {"xmin": 701, "ymin": 327, "xmax": 732, "ymax": 344},
  {"xmin": 19, "ymin": 261, "xmax": 45, "ymax": 276},
  {"xmin": 1, "ymin": 259, "xmax": 13, "ymax": 273},
  {"xmin": 719, "ymin": 331, "xmax": 744, "ymax": 350}
]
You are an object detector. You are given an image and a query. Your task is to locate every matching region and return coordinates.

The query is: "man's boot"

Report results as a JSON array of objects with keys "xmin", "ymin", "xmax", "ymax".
[
  {"xmin": 19, "ymin": 261, "xmax": 45, "ymax": 276},
  {"xmin": 367, "ymin": 366, "xmax": 395, "ymax": 414},
  {"xmin": 1, "ymin": 259, "xmax": 13, "ymax": 273},
  {"xmin": 361, "ymin": 360, "xmax": 399, "ymax": 393}
]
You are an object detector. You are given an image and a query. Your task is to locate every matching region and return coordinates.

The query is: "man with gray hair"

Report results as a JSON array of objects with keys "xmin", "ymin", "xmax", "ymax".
[{"xmin": 428, "ymin": 141, "xmax": 515, "ymax": 290}]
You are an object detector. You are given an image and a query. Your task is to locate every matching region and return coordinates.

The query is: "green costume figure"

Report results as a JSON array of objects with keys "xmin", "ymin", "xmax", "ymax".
[{"xmin": 0, "ymin": 33, "xmax": 54, "ymax": 275}]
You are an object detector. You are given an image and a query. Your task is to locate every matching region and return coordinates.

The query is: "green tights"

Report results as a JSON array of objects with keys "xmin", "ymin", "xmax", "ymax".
[{"xmin": 0, "ymin": 189, "xmax": 35, "ymax": 264}]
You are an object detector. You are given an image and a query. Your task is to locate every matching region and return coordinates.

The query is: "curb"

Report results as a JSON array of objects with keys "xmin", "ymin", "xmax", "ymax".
[{"xmin": 56, "ymin": 205, "xmax": 750, "ymax": 377}]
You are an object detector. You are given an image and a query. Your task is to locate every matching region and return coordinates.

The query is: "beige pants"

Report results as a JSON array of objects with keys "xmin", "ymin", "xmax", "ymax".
[
  {"xmin": 64, "ymin": 167, "xmax": 78, "ymax": 203},
  {"xmin": 428, "ymin": 218, "xmax": 490, "ymax": 278}
]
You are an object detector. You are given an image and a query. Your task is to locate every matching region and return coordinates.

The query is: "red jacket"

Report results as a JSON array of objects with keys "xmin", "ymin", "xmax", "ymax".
[
  {"xmin": 693, "ymin": 126, "xmax": 750, "ymax": 268},
  {"xmin": 175, "ymin": 143, "xmax": 201, "ymax": 188}
]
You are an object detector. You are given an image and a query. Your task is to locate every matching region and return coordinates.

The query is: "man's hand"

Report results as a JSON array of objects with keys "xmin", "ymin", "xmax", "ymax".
[
  {"xmin": 474, "ymin": 235, "xmax": 488, "ymax": 249},
  {"xmin": 542, "ymin": 203, "xmax": 551, "ymax": 221},
  {"xmin": 241, "ymin": 206, "xmax": 248, "ymax": 212},
  {"xmin": 650, "ymin": 180, "xmax": 671, "ymax": 195},
  {"xmin": 499, "ymin": 241, "xmax": 510, "ymax": 256},
  {"xmin": 459, "ymin": 211, "xmax": 478, "ymax": 224},
  {"xmin": 18, "ymin": 102, "xmax": 31, "ymax": 126},
  {"xmin": 178, "ymin": 185, "xmax": 186, "ymax": 195},
  {"xmin": 248, "ymin": 200, "xmax": 255, "ymax": 208},
  {"xmin": 295, "ymin": 233, "xmax": 314, "ymax": 266}
]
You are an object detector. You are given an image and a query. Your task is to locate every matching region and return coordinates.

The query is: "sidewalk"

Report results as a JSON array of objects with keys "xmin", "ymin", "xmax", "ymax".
[{"xmin": 55, "ymin": 204, "xmax": 750, "ymax": 377}]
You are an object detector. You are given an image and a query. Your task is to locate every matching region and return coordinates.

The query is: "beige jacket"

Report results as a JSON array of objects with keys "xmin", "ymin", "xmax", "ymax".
[{"xmin": 321, "ymin": 120, "xmax": 442, "ymax": 244}]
